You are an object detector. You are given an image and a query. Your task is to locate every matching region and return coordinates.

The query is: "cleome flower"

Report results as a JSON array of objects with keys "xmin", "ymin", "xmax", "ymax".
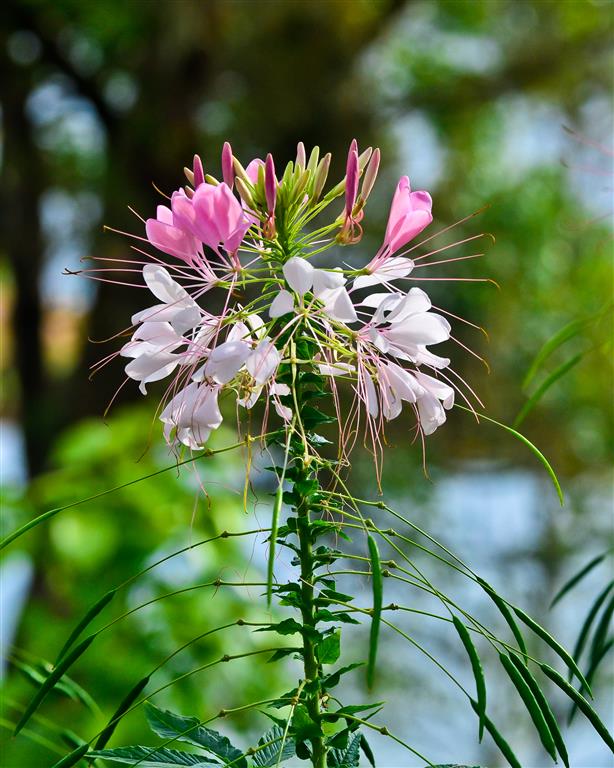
[{"xmin": 83, "ymin": 140, "xmax": 485, "ymax": 459}]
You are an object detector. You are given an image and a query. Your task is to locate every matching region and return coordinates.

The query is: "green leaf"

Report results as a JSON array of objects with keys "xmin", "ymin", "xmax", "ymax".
[
  {"xmin": 49, "ymin": 744, "xmax": 89, "ymax": 768},
  {"xmin": 95, "ymin": 675, "xmax": 151, "ymax": 749},
  {"xmin": 514, "ymin": 352, "xmax": 584, "ymax": 427},
  {"xmin": 499, "ymin": 653, "xmax": 557, "ymax": 761},
  {"xmin": 366, "ymin": 535, "xmax": 383, "ymax": 690},
  {"xmin": 318, "ymin": 630, "xmax": 341, "ymax": 665},
  {"xmin": 252, "ymin": 725, "xmax": 295, "ymax": 767},
  {"xmin": 550, "ymin": 552, "xmax": 610, "ymax": 608},
  {"xmin": 359, "ymin": 734, "xmax": 376, "ymax": 768},
  {"xmin": 540, "ymin": 662, "xmax": 614, "ymax": 753},
  {"xmin": 328, "ymin": 732, "xmax": 361, "ymax": 767},
  {"xmin": 55, "ymin": 589, "xmax": 116, "ymax": 663},
  {"xmin": 291, "ymin": 704, "xmax": 322, "ymax": 741},
  {"xmin": 569, "ymin": 638, "xmax": 613, "ymax": 724},
  {"xmin": 15, "ymin": 635, "xmax": 95, "ymax": 735},
  {"xmin": 522, "ymin": 317, "xmax": 594, "ymax": 390},
  {"xmin": 457, "ymin": 407, "xmax": 564, "ymax": 505},
  {"xmin": 321, "ymin": 662, "xmax": 364, "ymax": 691},
  {"xmin": 88, "ymin": 746, "xmax": 219, "ymax": 767},
  {"xmin": 511, "ymin": 605, "xmax": 591, "ymax": 692},
  {"xmin": 507, "ymin": 655, "xmax": 569, "ymax": 768},
  {"xmin": 571, "ymin": 581, "xmax": 613, "ymax": 677},
  {"xmin": 145, "ymin": 703, "xmax": 246, "ymax": 767},
  {"xmin": 470, "ymin": 701, "xmax": 521, "ymax": 768},
  {"xmin": 452, "ymin": 616, "xmax": 486, "ymax": 742},
  {"xmin": 477, "ymin": 578, "xmax": 529, "ymax": 661}
]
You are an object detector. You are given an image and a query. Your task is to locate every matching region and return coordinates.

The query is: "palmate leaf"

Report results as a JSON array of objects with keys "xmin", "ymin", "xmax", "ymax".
[
  {"xmin": 145, "ymin": 703, "xmax": 246, "ymax": 768},
  {"xmin": 251, "ymin": 725, "xmax": 295, "ymax": 767},
  {"xmin": 328, "ymin": 732, "xmax": 361, "ymax": 768},
  {"xmin": 88, "ymin": 745, "xmax": 219, "ymax": 767}
]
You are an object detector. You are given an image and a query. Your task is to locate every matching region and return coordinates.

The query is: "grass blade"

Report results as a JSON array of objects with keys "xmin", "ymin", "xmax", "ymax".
[
  {"xmin": 550, "ymin": 552, "xmax": 610, "ymax": 609},
  {"xmin": 366, "ymin": 534, "xmax": 383, "ymax": 689},
  {"xmin": 457, "ymin": 407, "xmax": 563, "ymax": 506},
  {"xmin": 452, "ymin": 616, "xmax": 486, "ymax": 741},
  {"xmin": 540, "ymin": 662, "xmax": 614, "ymax": 753},
  {"xmin": 499, "ymin": 653, "xmax": 557, "ymax": 762},
  {"xmin": 569, "ymin": 638, "xmax": 613, "ymax": 725}
]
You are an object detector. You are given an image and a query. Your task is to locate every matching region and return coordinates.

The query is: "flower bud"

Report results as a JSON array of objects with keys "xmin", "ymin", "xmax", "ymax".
[
  {"xmin": 295, "ymin": 141, "xmax": 306, "ymax": 170},
  {"xmin": 222, "ymin": 142, "xmax": 234, "ymax": 188},
  {"xmin": 265, "ymin": 153, "xmax": 277, "ymax": 214},
  {"xmin": 205, "ymin": 174, "xmax": 220, "ymax": 185},
  {"xmin": 345, "ymin": 139, "xmax": 359, "ymax": 218},
  {"xmin": 184, "ymin": 166, "xmax": 195, "ymax": 185},
  {"xmin": 233, "ymin": 157, "xmax": 255, "ymax": 189},
  {"xmin": 307, "ymin": 145, "xmax": 320, "ymax": 173},
  {"xmin": 359, "ymin": 147, "xmax": 380, "ymax": 203},
  {"xmin": 235, "ymin": 176, "xmax": 255, "ymax": 208},
  {"xmin": 312, "ymin": 153, "xmax": 331, "ymax": 202},
  {"xmin": 358, "ymin": 146, "xmax": 373, "ymax": 172},
  {"xmin": 193, "ymin": 154, "xmax": 205, "ymax": 187}
]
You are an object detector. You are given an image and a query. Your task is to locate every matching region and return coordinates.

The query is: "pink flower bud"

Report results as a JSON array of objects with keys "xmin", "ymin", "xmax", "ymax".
[
  {"xmin": 265, "ymin": 153, "xmax": 277, "ymax": 214},
  {"xmin": 193, "ymin": 154, "xmax": 205, "ymax": 188},
  {"xmin": 384, "ymin": 176, "xmax": 433, "ymax": 254},
  {"xmin": 296, "ymin": 141, "xmax": 306, "ymax": 170},
  {"xmin": 221, "ymin": 142, "xmax": 234, "ymax": 188},
  {"xmin": 345, "ymin": 139, "xmax": 359, "ymax": 218}
]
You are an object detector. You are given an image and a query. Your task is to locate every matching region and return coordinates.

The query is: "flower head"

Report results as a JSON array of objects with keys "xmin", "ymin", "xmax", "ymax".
[{"xmin": 86, "ymin": 140, "xmax": 485, "ymax": 465}]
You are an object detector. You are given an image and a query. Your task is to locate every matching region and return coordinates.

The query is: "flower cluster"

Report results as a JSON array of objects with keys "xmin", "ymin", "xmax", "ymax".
[{"xmin": 96, "ymin": 140, "xmax": 479, "ymax": 456}]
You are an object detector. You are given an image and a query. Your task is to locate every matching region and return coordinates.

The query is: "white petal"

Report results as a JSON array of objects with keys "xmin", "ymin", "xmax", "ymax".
[
  {"xmin": 313, "ymin": 268, "xmax": 345, "ymax": 296},
  {"xmin": 318, "ymin": 362, "xmax": 355, "ymax": 377},
  {"xmin": 387, "ymin": 287, "xmax": 432, "ymax": 323},
  {"xmin": 415, "ymin": 372, "xmax": 455, "ymax": 409},
  {"xmin": 319, "ymin": 286, "xmax": 358, "ymax": 324},
  {"xmin": 125, "ymin": 352, "xmax": 178, "ymax": 393},
  {"xmin": 269, "ymin": 290, "xmax": 295, "ymax": 318},
  {"xmin": 417, "ymin": 392, "xmax": 446, "ymax": 435},
  {"xmin": 283, "ymin": 257, "xmax": 314, "ymax": 295},
  {"xmin": 246, "ymin": 313, "xmax": 266, "ymax": 339},
  {"xmin": 143, "ymin": 264, "xmax": 190, "ymax": 304},
  {"xmin": 274, "ymin": 400, "xmax": 293, "ymax": 421},
  {"xmin": 386, "ymin": 312, "xmax": 451, "ymax": 346},
  {"xmin": 270, "ymin": 382, "xmax": 290, "ymax": 396},
  {"xmin": 205, "ymin": 340, "xmax": 250, "ymax": 383},
  {"xmin": 246, "ymin": 340, "xmax": 281, "ymax": 384},
  {"xmin": 362, "ymin": 370, "xmax": 379, "ymax": 418}
]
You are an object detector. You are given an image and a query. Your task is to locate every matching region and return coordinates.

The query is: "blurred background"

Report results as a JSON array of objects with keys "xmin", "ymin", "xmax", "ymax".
[{"xmin": 1, "ymin": 1, "xmax": 612, "ymax": 766}]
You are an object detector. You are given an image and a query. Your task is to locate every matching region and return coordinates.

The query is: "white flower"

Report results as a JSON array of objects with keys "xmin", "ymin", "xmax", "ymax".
[
  {"xmin": 414, "ymin": 372, "xmax": 455, "ymax": 435},
  {"xmin": 353, "ymin": 256, "xmax": 414, "ymax": 290},
  {"xmin": 160, "ymin": 382, "xmax": 223, "ymax": 449},
  {"xmin": 271, "ymin": 257, "xmax": 357, "ymax": 324}
]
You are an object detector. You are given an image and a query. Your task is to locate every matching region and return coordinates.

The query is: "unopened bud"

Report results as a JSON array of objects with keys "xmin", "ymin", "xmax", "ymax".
[
  {"xmin": 193, "ymin": 154, "xmax": 205, "ymax": 187},
  {"xmin": 360, "ymin": 147, "xmax": 380, "ymax": 203},
  {"xmin": 235, "ymin": 176, "xmax": 255, "ymax": 208},
  {"xmin": 295, "ymin": 141, "xmax": 306, "ymax": 170},
  {"xmin": 233, "ymin": 157, "xmax": 253, "ymax": 188},
  {"xmin": 358, "ymin": 146, "xmax": 373, "ymax": 172},
  {"xmin": 307, "ymin": 145, "xmax": 320, "ymax": 173},
  {"xmin": 184, "ymin": 185, "xmax": 194, "ymax": 199},
  {"xmin": 312, "ymin": 153, "xmax": 331, "ymax": 201},
  {"xmin": 204, "ymin": 174, "xmax": 220, "ymax": 186},
  {"xmin": 265, "ymin": 153, "xmax": 277, "ymax": 214},
  {"xmin": 221, "ymin": 141, "xmax": 234, "ymax": 188},
  {"xmin": 184, "ymin": 166, "xmax": 195, "ymax": 185}
]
